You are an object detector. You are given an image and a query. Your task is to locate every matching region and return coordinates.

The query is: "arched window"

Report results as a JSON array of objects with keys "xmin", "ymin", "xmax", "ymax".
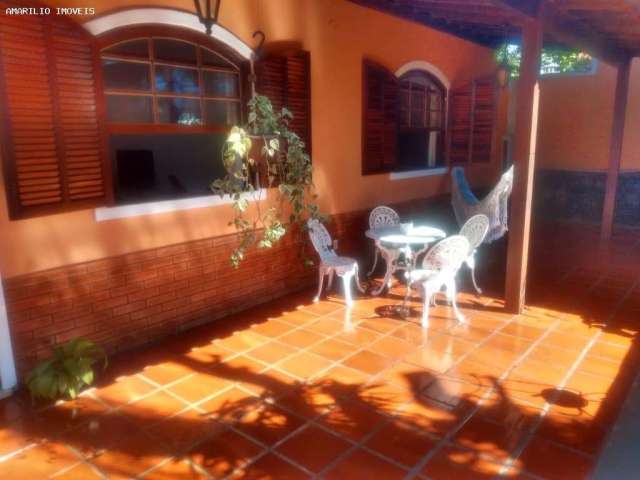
[
  {"xmin": 100, "ymin": 35, "xmax": 242, "ymax": 127},
  {"xmin": 96, "ymin": 28, "xmax": 248, "ymax": 205},
  {"xmin": 397, "ymin": 70, "xmax": 446, "ymax": 169}
]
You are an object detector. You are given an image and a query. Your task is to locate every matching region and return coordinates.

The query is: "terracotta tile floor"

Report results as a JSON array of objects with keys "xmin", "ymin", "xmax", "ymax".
[{"xmin": 1, "ymin": 222, "xmax": 640, "ymax": 479}]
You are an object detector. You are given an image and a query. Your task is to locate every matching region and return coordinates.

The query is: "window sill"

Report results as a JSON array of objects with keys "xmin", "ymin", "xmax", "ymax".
[
  {"xmin": 94, "ymin": 189, "xmax": 267, "ymax": 222},
  {"xmin": 389, "ymin": 167, "xmax": 448, "ymax": 181}
]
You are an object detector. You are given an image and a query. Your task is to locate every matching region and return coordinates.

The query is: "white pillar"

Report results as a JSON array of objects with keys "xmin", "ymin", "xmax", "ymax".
[{"xmin": 0, "ymin": 277, "xmax": 17, "ymax": 397}]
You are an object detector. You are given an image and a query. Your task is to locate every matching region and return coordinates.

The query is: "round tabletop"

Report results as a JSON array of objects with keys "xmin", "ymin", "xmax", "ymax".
[{"xmin": 365, "ymin": 225, "xmax": 446, "ymax": 245}]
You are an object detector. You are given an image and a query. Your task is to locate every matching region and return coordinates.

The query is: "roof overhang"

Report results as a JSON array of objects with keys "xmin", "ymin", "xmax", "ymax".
[{"xmin": 349, "ymin": 0, "xmax": 639, "ymax": 65}]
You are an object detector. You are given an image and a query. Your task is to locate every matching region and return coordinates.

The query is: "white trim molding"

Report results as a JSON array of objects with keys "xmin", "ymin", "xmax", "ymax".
[
  {"xmin": 95, "ymin": 190, "xmax": 267, "ymax": 222},
  {"xmin": 389, "ymin": 166, "xmax": 448, "ymax": 180},
  {"xmin": 0, "ymin": 277, "xmax": 17, "ymax": 397},
  {"xmin": 83, "ymin": 8, "xmax": 253, "ymax": 59},
  {"xmin": 395, "ymin": 60, "xmax": 451, "ymax": 89}
]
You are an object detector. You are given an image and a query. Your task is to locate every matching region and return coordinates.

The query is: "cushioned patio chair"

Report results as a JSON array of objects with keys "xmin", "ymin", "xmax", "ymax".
[
  {"xmin": 307, "ymin": 219, "xmax": 365, "ymax": 305},
  {"xmin": 406, "ymin": 235, "xmax": 469, "ymax": 328},
  {"xmin": 459, "ymin": 214, "xmax": 490, "ymax": 295}
]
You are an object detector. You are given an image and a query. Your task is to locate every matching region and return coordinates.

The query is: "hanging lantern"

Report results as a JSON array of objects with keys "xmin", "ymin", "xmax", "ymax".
[{"xmin": 193, "ymin": 0, "xmax": 221, "ymax": 35}]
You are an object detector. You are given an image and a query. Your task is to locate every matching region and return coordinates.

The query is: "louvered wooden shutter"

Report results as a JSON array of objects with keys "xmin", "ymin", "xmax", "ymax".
[
  {"xmin": 448, "ymin": 82, "xmax": 473, "ymax": 164},
  {"xmin": 448, "ymin": 77, "xmax": 496, "ymax": 164},
  {"xmin": 256, "ymin": 50, "xmax": 311, "ymax": 153},
  {"xmin": 0, "ymin": 10, "xmax": 109, "ymax": 219},
  {"xmin": 470, "ymin": 79, "xmax": 495, "ymax": 162},
  {"xmin": 362, "ymin": 59, "xmax": 398, "ymax": 175}
]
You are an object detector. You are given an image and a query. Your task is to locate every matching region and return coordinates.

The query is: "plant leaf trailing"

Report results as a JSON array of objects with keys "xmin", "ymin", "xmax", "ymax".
[
  {"xmin": 26, "ymin": 338, "xmax": 107, "ymax": 401},
  {"xmin": 211, "ymin": 94, "xmax": 325, "ymax": 268}
]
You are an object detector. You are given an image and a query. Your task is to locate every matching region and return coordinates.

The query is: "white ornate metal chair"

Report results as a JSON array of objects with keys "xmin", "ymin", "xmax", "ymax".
[
  {"xmin": 307, "ymin": 219, "xmax": 365, "ymax": 306},
  {"xmin": 459, "ymin": 214, "xmax": 490, "ymax": 295},
  {"xmin": 368, "ymin": 206, "xmax": 400, "ymax": 276},
  {"xmin": 406, "ymin": 235, "xmax": 470, "ymax": 328}
]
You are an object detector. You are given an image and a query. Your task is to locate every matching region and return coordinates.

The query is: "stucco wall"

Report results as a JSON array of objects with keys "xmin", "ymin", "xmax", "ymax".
[
  {"xmin": 533, "ymin": 58, "xmax": 640, "ymax": 226},
  {"xmin": 0, "ymin": 0, "xmax": 501, "ymax": 278},
  {"xmin": 537, "ymin": 58, "xmax": 640, "ymax": 172}
]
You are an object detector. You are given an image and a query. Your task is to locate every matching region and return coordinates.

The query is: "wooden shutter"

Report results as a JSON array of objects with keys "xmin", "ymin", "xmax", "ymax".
[
  {"xmin": 362, "ymin": 59, "xmax": 398, "ymax": 175},
  {"xmin": 0, "ymin": 9, "xmax": 109, "ymax": 219},
  {"xmin": 470, "ymin": 79, "xmax": 496, "ymax": 162},
  {"xmin": 256, "ymin": 50, "xmax": 311, "ymax": 153},
  {"xmin": 448, "ymin": 77, "xmax": 496, "ymax": 164}
]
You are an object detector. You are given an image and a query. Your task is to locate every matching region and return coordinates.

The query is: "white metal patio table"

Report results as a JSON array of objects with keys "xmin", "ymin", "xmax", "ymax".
[{"xmin": 365, "ymin": 225, "xmax": 446, "ymax": 297}]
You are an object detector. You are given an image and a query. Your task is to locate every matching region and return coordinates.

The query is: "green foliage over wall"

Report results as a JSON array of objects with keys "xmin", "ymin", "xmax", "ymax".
[{"xmin": 496, "ymin": 43, "xmax": 595, "ymax": 77}]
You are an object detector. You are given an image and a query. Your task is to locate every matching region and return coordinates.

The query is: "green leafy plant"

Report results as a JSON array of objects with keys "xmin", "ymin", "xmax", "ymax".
[
  {"xmin": 212, "ymin": 94, "xmax": 324, "ymax": 267},
  {"xmin": 26, "ymin": 338, "xmax": 107, "ymax": 401},
  {"xmin": 495, "ymin": 43, "xmax": 594, "ymax": 78}
]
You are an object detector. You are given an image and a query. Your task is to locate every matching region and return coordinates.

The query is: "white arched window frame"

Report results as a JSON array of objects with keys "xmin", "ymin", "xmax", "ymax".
[
  {"xmin": 83, "ymin": 8, "xmax": 253, "ymax": 59},
  {"xmin": 82, "ymin": 8, "xmax": 268, "ymax": 221}
]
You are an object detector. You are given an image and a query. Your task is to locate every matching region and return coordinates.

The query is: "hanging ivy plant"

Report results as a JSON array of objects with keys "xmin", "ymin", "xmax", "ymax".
[{"xmin": 211, "ymin": 94, "xmax": 324, "ymax": 268}]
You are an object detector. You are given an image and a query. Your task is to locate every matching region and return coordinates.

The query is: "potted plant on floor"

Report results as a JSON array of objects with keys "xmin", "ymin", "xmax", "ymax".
[{"xmin": 26, "ymin": 338, "xmax": 107, "ymax": 402}]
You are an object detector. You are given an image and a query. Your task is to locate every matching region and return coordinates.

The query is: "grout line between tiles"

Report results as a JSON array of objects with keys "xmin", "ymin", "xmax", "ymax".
[
  {"xmin": 407, "ymin": 266, "xmax": 619, "ymax": 478},
  {"xmin": 5, "ymin": 268, "xmax": 631, "ymax": 480},
  {"xmin": 224, "ymin": 297, "xmax": 506, "ymax": 478},
  {"xmin": 496, "ymin": 270, "xmax": 640, "ymax": 478},
  {"xmin": 402, "ymin": 311, "xmax": 567, "ymax": 479},
  {"xmin": 128, "ymin": 297, "xmax": 378, "ymax": 479},
  {"xmin": 311, "ymin": 299, "xmax": 518, "ymax": 478}
]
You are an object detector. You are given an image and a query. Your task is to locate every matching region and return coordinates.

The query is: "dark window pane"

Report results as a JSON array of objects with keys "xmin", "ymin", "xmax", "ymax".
[
  {"xmin": 411, "ymin": 110, "xmax": 425, "ymax": 127},
  {"xmin": 399, "ymin": 88, "xmax": 410, "ymax": 109},
  {"xmin": 103, "ymin": 39, "xmax": 149, "ymax": 59},
  {"xmin": 204, "ymin": 100, "xmax": 239, "ymax": 125},
  {"xmin": 430, "ymin": 111, "xmax": 441, "ymax": 129},
  {"xmin": 398, "ymin": 130, "xmax": 429, "ymax": 170},
  {"xmin": 155, "ymin": 65, "xmax": 199, "ymax": 94},
  {"xmin": 102, "ymin": 59, "xmax": 151, "ymax": 91},
  {"xmin": 157, "ymin": 97, "xmax": 202, "ymax": 125},
  {"xmin": 116, "ymin": 149, "xmax": 156, "ymax": 197},
  {"xmin": 430, "ymin": 94, "xmax": 441, "ymax": 110},
  {"xmin": 111, "ymin": 133, "xmax": 228, "ymax": 204},
  {"xmin": 203, "ymin": 71, "xmax": 239, "ymax": 98},
  {"xmin": 153, "ymin": 39, "xmax": 197, "ymax": 64},
  {"xmin": 412, "ymin": 90, "xmax": 425, "ymax": 110},
  {"xmin": 399, "ymin": 110, "xmax": 409, "ymax": 128},
  {"xmin": 201, "ymin": 48, "xmax": 235, "ymax": 68},
  {"xmin": 106, "ymin": 95, "xmax": 153, "ymax": 123}
]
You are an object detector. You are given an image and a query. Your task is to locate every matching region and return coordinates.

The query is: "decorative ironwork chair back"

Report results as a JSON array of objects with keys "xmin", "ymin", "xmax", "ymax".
[
  {"xmin": 307, "ymin": 219, "xmax": 336, "ymax": 261},
  {"xmin": 421, "ymin": 235, "xmax": 469, "ymax": 273},
  {"xmin": 369, "ymin": 206, "xmax": 400, "ymax": 229},
  {"xmin": 460, "ymin": 214, "xmax": 490, "ymax": 253}
]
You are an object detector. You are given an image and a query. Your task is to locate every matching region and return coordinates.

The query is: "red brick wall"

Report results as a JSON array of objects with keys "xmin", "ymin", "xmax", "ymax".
[
  {"xmin": 3, "ymin": 196, "xmax": 453, "ymax": 378},
  {"xmin": 3, "ymin": 230, "xmax": 319, "ymax": 378}
]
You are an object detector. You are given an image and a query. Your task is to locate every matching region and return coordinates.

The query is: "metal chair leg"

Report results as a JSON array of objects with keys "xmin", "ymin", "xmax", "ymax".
[
  {"xmin": 327, "ymin": 270, "xmax": 335, "ymax": 291},
  {"xmin": 314, "ymin": 267, "xmax": 326, "ymax": 302},
  {"xmin": 354, "ymin": 264, "xmax": 366, "ymax": 293},
  {"xmin": 466, "ymin": 254, "xmax": 482, "ymax": 295},
  {"xmin": 446, "ymin": 278, "xmax": 466, "ymax": 323},
  {"xmin": 368, "ymin": 248, "xmax": 379, "ymax": 277},
  {"xmin": 421, "ymin": 284, "xmax": 432, "ymax": 329},
  {"xmin": 341, "ymin": 271, "xmax": 354, "ymax": 306}
]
